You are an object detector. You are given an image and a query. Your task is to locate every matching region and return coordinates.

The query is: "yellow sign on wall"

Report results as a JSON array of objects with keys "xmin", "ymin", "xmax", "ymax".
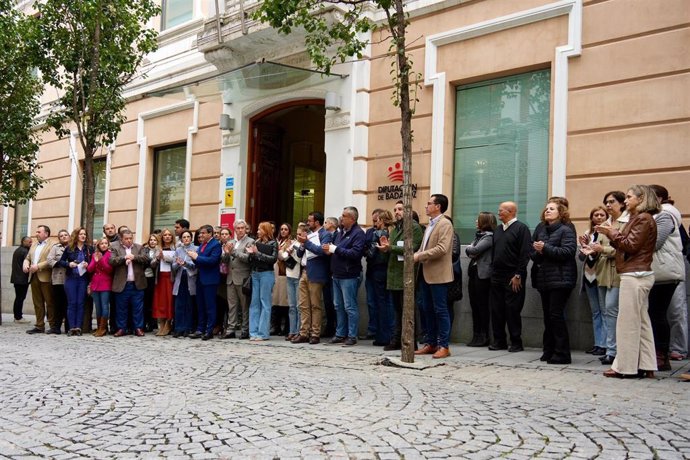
[{"xmin": 225, "ymin": 190, "xmax": 234, "ymax": 207}]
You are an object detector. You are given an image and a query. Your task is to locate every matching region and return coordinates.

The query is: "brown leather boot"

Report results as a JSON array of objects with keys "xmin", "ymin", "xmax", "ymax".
[
  {"xmin": 92, "ymin": 317, "xmax": 101, "ymax": 336},
  {"xmin": 159, "ymin": 319, "xmax": 172, "ymax": 336},
  {"xmin": 94, "ymin": 317, "xmax": 108, "ymax": 337},
  {"xmin": 155, "ymin": 319, "xmax": 165, "ymax": 336}
]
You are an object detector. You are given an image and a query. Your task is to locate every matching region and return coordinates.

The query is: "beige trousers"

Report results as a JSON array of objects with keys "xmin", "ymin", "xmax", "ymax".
[
  {"xmin": 31, "ymin": 277, "xmax": 55, "ymax": 330},
  {"xmin": 298, "ymin": 272, "xmax": 324, "ymax": 338},
  {"xmin": 612, "ymin": 273, "xmax": 657, "ymax": 375},
  {"xmin": 227, "ymin": 281, "xmax": 249, "ymax": 333}
]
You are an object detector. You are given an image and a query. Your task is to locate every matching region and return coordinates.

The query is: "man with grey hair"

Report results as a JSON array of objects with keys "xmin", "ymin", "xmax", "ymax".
[
  {"xmin": 23, "ymin": 225, "xmax": 56, "ymax": 334},
  {"xmin": 323, "ymin": 206, "xmax": 366, "ymax": 346},
  {"xmin": 223, "ymin": 219, "xmax": 254, "ymax": 339}
]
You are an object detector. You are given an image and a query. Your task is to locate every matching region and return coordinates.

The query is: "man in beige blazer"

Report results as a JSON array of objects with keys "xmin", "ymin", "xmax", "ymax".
[
  {"xmin": 413, "ymin": 194, "xmax": 454, "ymax": 359},
  {"xmin": 23, "ymin": 225, "xmax": 56, "ymax": 334}
]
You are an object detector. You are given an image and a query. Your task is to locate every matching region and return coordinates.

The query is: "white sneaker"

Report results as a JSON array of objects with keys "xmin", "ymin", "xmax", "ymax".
[{"xmin": 14, "ymin": 318, "xmax": 30, "ymax": 324}]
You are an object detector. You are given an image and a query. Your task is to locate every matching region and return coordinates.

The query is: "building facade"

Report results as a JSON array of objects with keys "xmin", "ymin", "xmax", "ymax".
[{"xmin": 3, "ymin": 0, "xmax": 689, "ymax": 348}]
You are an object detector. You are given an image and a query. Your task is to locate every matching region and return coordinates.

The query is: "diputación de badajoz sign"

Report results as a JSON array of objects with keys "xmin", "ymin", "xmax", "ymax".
[{"xmin": 377, "ymin": 162, "xmax": 417, "ymax": 201}]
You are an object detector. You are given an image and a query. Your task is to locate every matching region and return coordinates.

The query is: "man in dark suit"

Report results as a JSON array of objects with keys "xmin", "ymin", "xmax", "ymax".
[
  {"xmin": 292, "ymin": 211, "xmax": 333, "ymax": 344},
  {"xmin": 489, "ymin": 201, "xmax": 532, "ymax": 352},
  {"xmin": 188, "ymin": 224, "xmax": 222, "ymax": 340},
  {"xmin": 109, "ymin": 229, "xmax": 150, "ymax": 336}
]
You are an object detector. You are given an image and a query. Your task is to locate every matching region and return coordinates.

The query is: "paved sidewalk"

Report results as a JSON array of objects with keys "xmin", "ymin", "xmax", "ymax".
[{"xmin": 1, "ymin": 314, "xmax": 688, "ymax": 459}]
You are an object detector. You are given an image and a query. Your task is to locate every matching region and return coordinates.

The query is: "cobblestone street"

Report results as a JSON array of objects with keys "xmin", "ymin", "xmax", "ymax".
[{"xmin": 1, "ymin": 315, "xmax": 689, "ymax": 459}]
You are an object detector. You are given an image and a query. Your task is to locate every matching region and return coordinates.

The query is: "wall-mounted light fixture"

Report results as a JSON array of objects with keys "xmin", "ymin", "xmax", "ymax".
[
  {"xmin": 324, "ymin": 91, "xmax": 341, "ymax": 111},
  {"xmin": 219, "ymin": 114, "xmax": 235, "ymax": 131}
]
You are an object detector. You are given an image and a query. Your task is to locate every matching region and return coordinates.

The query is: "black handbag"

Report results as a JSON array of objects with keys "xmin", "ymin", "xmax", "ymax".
[
  {"xmin": 242, "ymin": 276, "xmax": 252, "ymax": 296},
  {"xmin": 284, "ymin": 255, "xmax": 298, "ymax": 270}
]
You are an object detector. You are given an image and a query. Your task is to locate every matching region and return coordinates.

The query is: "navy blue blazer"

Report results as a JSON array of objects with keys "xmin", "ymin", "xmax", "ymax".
[
  {"xmin": 297, "ymin": 227, "xmax": 333, "ymax": 284},
  {"xmin": 195, "ymin": 238, "xmax": 222, "ymax": 286}
]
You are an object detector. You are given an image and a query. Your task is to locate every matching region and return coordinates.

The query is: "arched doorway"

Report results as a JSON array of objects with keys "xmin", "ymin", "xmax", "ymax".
[{"xmin": 246, "ymin": 100, "xmax": 326, "ymax": 231}]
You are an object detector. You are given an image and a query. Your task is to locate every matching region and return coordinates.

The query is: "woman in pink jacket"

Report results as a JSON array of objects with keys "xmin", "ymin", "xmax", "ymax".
[{"xmin": 88, "ymin": 237, "xmax": 114, "ymax": 337}]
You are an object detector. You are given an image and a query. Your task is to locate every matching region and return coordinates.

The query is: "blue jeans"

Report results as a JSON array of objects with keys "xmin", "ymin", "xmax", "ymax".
[
  {"xmin": 249, "ymin": 270, "xmax": 275, "ymax": 339},
  {"xmin": 92, "ymin": 291, "xmax": 111, "ymax": 318},
  {"xmin": 418, "ymin": 278, "xmax": 451, "ymax": 348},
  {"xmin": 584, "ymin": 283, "xmax": 607, "ymax": 348},
  {"xmin": 287, "ymin": 276, "xmax": 300, "ymax": 335},
  {"xmin": 174, "ymin": 271, "xmax": 194, "ymax": 334},
  {"xmin": 116, "ymin": 282, "xmax": 144, "ymax": 330},
  {"xmin": 333, "ymin": 277, "xmax": 360, "ymax": 339},
  {"xmin": 65, "ymin": 276, "xmax": 88, "ymax": 330},
  {"xmin": 602, "ymin": 286, "xmax": 620, "ymax": 356}
]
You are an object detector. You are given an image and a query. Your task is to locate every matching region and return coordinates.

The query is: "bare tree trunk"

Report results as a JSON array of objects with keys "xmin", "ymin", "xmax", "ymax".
[
  {"xmin": 83, "ymin": 151, "xmax": 96, "ymax": 240},
  {"xmin": 392, "ymin": 0, "xmax": 416, "ymax": 363}
]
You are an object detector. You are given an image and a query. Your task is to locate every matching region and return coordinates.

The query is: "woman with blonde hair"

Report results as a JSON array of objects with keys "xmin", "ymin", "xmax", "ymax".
[
  {"xmin": 88, "ymin": 237, "xmax": 113, "ymax": 337},
  {"xmin": 152, "ymin": 229, "xmax": 176, "ymax": 336},
  {"xmin": 247, "ymin": 221, "xmax": 278, "ymax": 340},
  {"xmin": 597, "ymin": 184, "xmax": 659, "ymax": 378}
]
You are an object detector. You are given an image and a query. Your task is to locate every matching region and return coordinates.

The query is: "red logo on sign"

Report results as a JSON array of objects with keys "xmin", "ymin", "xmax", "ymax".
[{"xmin": 388, "ymin": 162, "xmax": 403, "ymax": 183}]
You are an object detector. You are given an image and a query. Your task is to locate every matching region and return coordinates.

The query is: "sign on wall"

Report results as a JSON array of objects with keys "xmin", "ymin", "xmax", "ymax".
[
  {"xmin": 376, "ymin": 161, "xmax": 417, "ymax": 201},
  {"xmin": 225, "ymin": 176, "xmax": 234, "ymax": 207}
]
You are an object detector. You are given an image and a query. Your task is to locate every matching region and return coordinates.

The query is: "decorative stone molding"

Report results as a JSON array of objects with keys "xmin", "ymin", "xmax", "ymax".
[
  {"xmin": 222, "ymin": 132, "xmax": 241, "ymax": 147},
  {"xmin": 324, "ymin": 112, "xmax": 351, "ymax": 132}
]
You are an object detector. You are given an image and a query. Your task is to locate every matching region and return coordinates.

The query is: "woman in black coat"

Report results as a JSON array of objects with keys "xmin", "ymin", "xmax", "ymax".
[
  {"xmin": 11, "ymin": 236, "xmax": 32, "ymax": 322},
  {"xmin": 531, "ymin": 200, "xmax": 577, "ymax": 364}
]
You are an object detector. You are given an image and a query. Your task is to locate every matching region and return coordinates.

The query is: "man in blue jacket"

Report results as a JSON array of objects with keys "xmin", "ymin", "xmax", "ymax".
[
  {"xmin": 188, "ymin": 224, "xmax": 222, "ymax": 340},
  {"xmin": 292, "ymin": 211, "xmax": 333, "ymax": 344},
  {"xmin": 323, "ymin": 206, "xmax": 366, "ymax": 346}
]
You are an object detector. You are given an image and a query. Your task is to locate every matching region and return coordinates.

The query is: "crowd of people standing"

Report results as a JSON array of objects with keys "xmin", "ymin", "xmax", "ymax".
[{"xmin": 10, "ymin": 186, "xmax": 689, "ymax": 379}]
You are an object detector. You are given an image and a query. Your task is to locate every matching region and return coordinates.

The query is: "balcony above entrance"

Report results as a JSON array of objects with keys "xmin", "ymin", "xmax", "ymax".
[
  {"xmin": 148, "ymin": 61, "xmax": 344, "ymax": 104},
  {"xmin": 197, "ymin": 0, "xmax": 353, "ymax": 72}
]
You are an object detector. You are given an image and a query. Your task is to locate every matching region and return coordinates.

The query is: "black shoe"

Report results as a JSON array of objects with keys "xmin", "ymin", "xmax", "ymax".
[
  {"xmin": 488, "ymin": 343, "xmax": 507, "ymax": 351},
  {"xmin": 239, "ymin": 332, "xmax": 250, "ymax": 340},
  {"xmin": 222, "ymin": 331, "xmax": 236, "ymax": 339},
  {"xmin": 383, "ymin": 343, "xmax": 401, "ymax": 351},
  {"xmin": 547, "ymin": 357, "xmax": 571, "ymax": 365},
  {"xmin": 45, "ymin": 328, "xmax": 61, "ymax": 335},
  {"xmin": 508, "ymin": 345, "xmax": 524, "ymax": 353},
  {"xmin": 26, "ymin": 327, "xmax": 44, "ymax": 334},
  {"xmin": 585, "ymin": 346, "xmax": 596, "ymax": 354},
  {"xmin": 202, "ymin": 333, "xmax": 213, "ymax": 341},
  {"xmin": 540, "ymin": 353, "xmax": 552, "ymax": 362},
  {"xmin": 330, "ymin": 336, "xmax": 345, "ymax": 344},
  {"xmin": 600, "ymin": 355, "xmax": 615, "ymax": 365},
  {"xmin": 171, "ymin": 331, "xmax": 181, "ymax": 338},
  {"xmin": 343, "ymin": 337, "xmax": 357, "ymax": 346},
  {"xmin": 592, "ymin": 346, "xmax": 606, "ymax": 356},
  {"xmin": 189, "ymin": 331, "xmax": 203, "ymax": 339},
  {"xmin": 372, "ymin": 341, "xmax": 387, "ymax": 346}
]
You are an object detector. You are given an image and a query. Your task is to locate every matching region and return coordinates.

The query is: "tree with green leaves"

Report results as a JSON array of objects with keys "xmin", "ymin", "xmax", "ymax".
[
  {"xmin": 256, "ymin": 0, "xmax": 420, "ymax": 362},
  {"xmin": 0, "ymin": 1, "xmax": 45, "ymax": 207},
  {"xmin": 35, "ymin": 0, "xmax": 159, "ymax": 238}
]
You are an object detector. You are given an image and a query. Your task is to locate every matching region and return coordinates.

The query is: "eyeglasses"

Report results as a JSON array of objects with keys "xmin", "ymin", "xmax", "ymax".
[{"xmin": 605, "ymin": 200, "xmax": 617, "ymax": 204}]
